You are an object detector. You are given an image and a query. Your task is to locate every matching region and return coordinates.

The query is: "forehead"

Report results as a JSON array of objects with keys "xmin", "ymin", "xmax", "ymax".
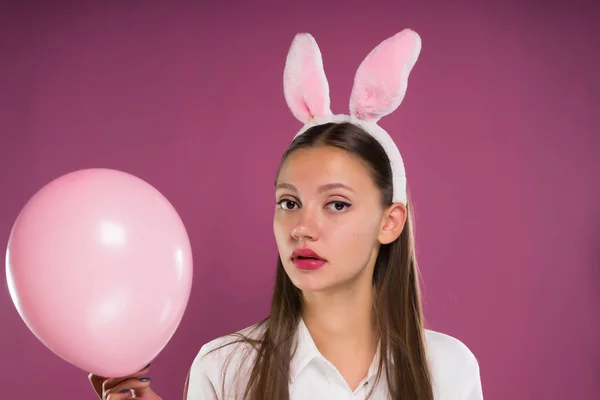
[{"xmin": 276, "ymin": 146, "xmax": 376, "ymax": 191}]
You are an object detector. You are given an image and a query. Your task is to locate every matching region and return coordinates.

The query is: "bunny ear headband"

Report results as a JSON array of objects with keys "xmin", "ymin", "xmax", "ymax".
[{"xmin": 283, "ymin": 29, "xmax": 422, "ymax": 205}]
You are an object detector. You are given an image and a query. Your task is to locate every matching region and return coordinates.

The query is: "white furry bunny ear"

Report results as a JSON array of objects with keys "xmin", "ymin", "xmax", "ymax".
[
  {"xmin": 349, "ymin": 29, "xmax": 422, "ymax": 123},
  {"xmin": 283, "ymin": 33, "xmax": 332, "ymax": 124}
]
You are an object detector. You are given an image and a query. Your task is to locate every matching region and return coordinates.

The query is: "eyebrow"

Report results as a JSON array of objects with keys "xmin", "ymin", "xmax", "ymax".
[{"xmin": 275, "ymin": 182, "xmax": 355, "ymax": 193}]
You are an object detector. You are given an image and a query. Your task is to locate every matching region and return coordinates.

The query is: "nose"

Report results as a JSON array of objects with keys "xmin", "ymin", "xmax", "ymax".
[
  {"xmin": 291, "ymin": 209, "xmax": 320, "ymax": 241},
  {"xmin": 291, "ymin": 226, "xmax": 318, "ymax": 241}
]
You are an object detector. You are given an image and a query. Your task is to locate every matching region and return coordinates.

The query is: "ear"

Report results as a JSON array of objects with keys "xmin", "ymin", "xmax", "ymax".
[
  {"xmin": 349, "ymin": 29, "xmax": 422, "ymax": 123},
  {"xmin": 283, "ymin": 33, "xmax": 332, "ymax": 124},
  {"xmin": 378, "ymin": 203, "xmax": 407, "ymax": 245}
]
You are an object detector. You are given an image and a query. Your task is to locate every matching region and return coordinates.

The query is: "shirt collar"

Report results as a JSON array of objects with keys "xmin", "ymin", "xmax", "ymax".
[
  {"xmin": 289, "ymin": 319, "xmax": 320, "ymax": 383},
  {"xmin": 289, "ymin": 319, "xmax": 385, "ymax": 384}
]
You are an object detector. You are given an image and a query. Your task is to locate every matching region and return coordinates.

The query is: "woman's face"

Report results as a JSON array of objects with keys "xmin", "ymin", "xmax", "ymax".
[{"xmin": 273, "ymin": 145, "xmax": 397, "ymax": 293}]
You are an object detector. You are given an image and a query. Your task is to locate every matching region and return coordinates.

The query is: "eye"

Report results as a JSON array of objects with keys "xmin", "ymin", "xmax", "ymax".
[
  {"xmin": 277, "ymin": 199, "xmax": 299, "ymax": 210},
  {"xmin": 327, "ymin": 201, "xmax": 351, "ymax": 212}
]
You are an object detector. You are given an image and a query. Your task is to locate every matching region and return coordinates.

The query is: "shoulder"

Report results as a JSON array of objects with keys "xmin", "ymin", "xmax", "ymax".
[
  {"xmin": 424, "ymin": 329, "xmax": 478, "ymax": 369},
  {"xmin": 185, "ymin": 323, "xmax": 265, "ymax": 399},
  {"xmin": 424, "ymin": 329, "xmax": 484, "ymax": 399}
]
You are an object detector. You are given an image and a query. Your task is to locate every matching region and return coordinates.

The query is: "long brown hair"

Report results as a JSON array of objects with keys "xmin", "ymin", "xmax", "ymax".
[{"xmin": 208, "ymin": 122, "xmax": 433, "ymax": 399}]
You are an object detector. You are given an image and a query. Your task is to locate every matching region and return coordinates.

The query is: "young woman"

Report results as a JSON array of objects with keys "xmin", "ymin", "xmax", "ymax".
[{"xmin": 90, "ymin": 29, "xmax": 483, "ymax": 400}]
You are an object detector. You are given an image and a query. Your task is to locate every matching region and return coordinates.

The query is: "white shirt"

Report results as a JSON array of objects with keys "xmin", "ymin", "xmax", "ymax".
[{"xmin": 186, "ymin": 320, "xmax": 483, "ymax": 399}]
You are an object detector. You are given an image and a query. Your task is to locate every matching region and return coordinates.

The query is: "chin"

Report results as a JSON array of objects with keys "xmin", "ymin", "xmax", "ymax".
[
  {"xmin": 285, "ymin": 267, "xmax": 336, "ymax": 293},
  {"xmin": 291, "ymin": 279, "xmax": 332, "ymax": 293}
]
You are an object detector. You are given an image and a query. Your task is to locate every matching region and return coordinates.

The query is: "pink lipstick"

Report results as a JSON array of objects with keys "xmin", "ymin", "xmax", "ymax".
[{"xmin": 292, "ymin": 248, "xmax": 326, "ymax": 270}]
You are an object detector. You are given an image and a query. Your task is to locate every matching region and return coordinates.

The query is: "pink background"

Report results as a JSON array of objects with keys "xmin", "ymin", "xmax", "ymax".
[{"xmin": 1, "ymin": 1, "xmax": 598, "ymax": 399}]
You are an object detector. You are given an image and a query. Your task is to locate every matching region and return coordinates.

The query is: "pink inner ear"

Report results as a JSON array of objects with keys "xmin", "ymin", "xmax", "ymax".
[
  {"xmin": 284, "ymin": 33, "xmax": 331, "ymax": 124},
  {"xmin": 350, "ymin": 29, "xmax": 421, "ymax": 122}
]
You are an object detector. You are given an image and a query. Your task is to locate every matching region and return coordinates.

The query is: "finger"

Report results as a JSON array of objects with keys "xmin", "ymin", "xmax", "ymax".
[
  {"xmin": 131, "ymin": 378, "xmax": 155, "ymax": 397},
  {"xmin": 105, "ymin": 390, "xmax": 133, "ymax": 400},
  {"xmin": 88, "ymin": 373, "xmax": 108, "ymax": 398},
  {"xmin": 104, "ymin": 377, "xmax": 152, "ymax": 398},
  {"xmin": 102, "ymin": 364, "xmax": 151, "ymax": 392}
]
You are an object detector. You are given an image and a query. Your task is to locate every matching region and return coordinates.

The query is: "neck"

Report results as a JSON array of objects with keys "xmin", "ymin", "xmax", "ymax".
[{"xmin": 301, "ymin": 280, "xmax": 378, "ymax": 356}]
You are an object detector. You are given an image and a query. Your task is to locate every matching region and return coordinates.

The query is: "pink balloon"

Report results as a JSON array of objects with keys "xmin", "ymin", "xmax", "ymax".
[{"xmin": 5, "ymin": 168, "xmax": 193, "ymax": 377}]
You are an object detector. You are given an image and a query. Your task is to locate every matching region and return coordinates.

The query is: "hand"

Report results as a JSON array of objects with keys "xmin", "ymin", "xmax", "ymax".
[{"xmin": 88, "ymin": 364, "xmax": 163, "ymax": 399}]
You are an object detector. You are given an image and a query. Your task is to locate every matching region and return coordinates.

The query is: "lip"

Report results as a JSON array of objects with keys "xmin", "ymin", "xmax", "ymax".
[
  {"xmin": 292, "ymin": 248, "xmax": 323, "ymax": 260},
  {"xmin": 292, "ymin": 248, "xmax": 326, "ymax": 270}
]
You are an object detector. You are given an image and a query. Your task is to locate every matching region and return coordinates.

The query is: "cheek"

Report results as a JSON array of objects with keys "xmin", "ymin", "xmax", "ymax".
[
  {"xmin": 273, "ymin": 214, "xmax": 291, "ymax": 243},
  {"xmin": 328, "ymin": 215, "xmax": 380, "ymax": 250}
]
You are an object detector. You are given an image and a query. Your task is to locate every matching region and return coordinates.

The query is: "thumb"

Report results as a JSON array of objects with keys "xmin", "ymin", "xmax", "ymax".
[
  {"xmin": 88, "ymin": 373, "xmax": 107, "ymax": 398},
  {"xmin": 133, "ymin": 385, "xmax": 162, "ymax": 399}
]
